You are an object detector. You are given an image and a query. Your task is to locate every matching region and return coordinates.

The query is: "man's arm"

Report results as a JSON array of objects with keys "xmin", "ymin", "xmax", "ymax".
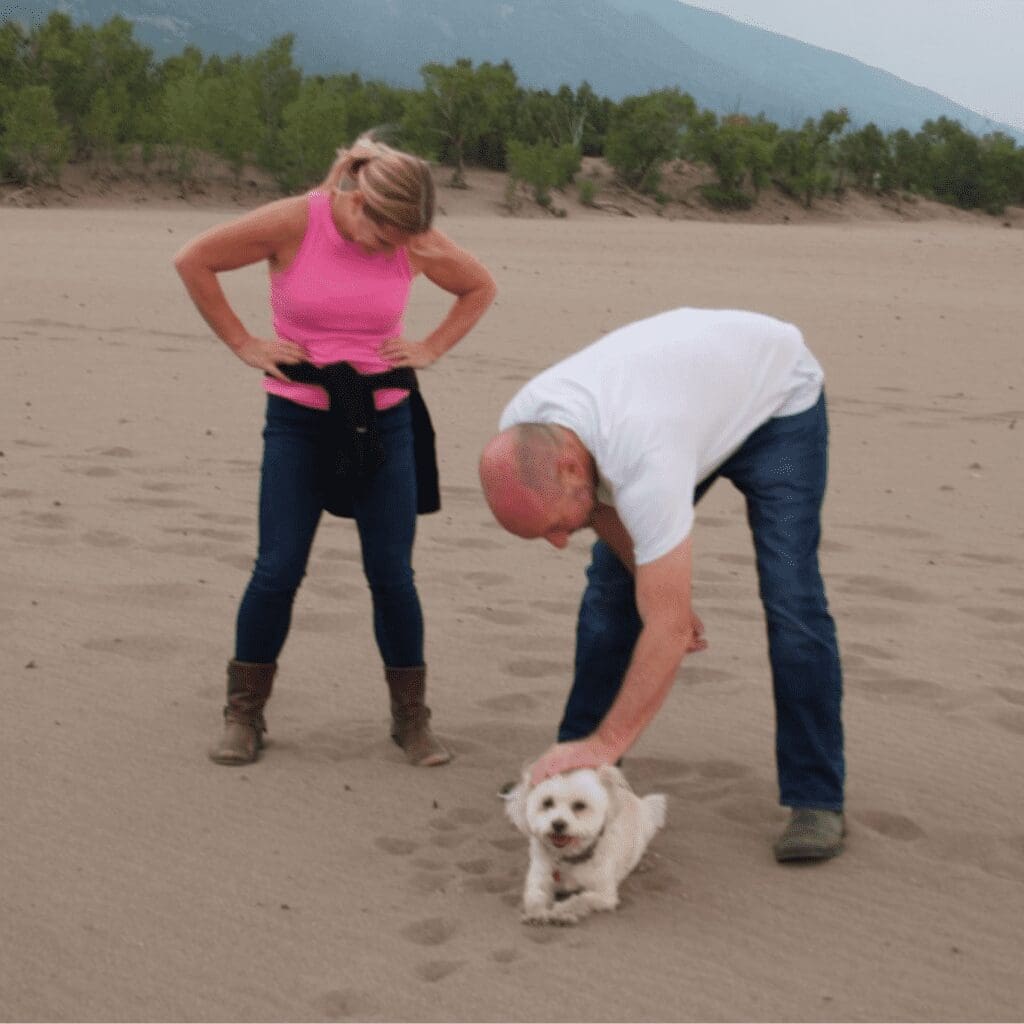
[
  {"xmin": 589, "ymin": 502, "xmax": 635, "ymax": 571},
  {"xmin": 529, "ymin": 537, "xmax": 698, "ymax": 783}
]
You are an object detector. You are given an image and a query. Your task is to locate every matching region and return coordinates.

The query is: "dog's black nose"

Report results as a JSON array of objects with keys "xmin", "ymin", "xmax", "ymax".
[{"xmin": 551, "ymin": 819, "xmax": 566, "ymax": 834}]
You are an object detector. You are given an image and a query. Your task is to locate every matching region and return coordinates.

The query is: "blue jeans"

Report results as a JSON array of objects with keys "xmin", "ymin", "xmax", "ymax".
[
  {"xmin": 235, "ymin": 395, "xmax": 423, "ymax": 668},
  {"xmin": 558, "ymin": 393, "xmax": 844, "ymax": 811}
]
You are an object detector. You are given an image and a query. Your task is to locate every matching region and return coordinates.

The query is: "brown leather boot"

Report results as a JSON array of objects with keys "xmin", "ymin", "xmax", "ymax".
[
  {"xmin": 209, "ymin": 659, "xmax": 277, "ymax": 765},
  {"xmin": 385, "ymin": 665, "xmax": 451, "ymax": 767}
]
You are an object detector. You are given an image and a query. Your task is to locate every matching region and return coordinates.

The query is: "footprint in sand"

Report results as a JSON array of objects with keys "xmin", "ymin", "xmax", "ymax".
[
  {"xmin": 697, "ymin": 515, "xmax": 733, "ymax": 529},
  {"xmin": 846, "ymin": 522, "xmax": 937, "ymax": 541},
  {"xmin": 856, "ymin": 810, "xmax": 926, "ymax": 841},
  {"xmin": 504, "ymin": 658, "xmax": 563, "ymax": 679},
  {"xmin": 925, "ymin": 829, "xmax": 1024, "ymax": 884},
  {"xmin": 455, "ymin": 857, "xmax": 491, "ymax": 876},
  {"xmin": 15, "ymin": 509, "xmax": 71, "ymax": 530},
  {"xmin": 414, "ymin": 960, "xmax": 465, "ymax": 983},
  {"xmin": 530, "ymin": 599, "xmax": 578, "ymax": 617},
  {"xmin": 94, "ymin": 445, "xmax": 135, "ymax": 459},
  {"xmin": 681, "ymin": 665, "xmax": 741, "ymax": 686},
  {"xmin": 438, "ymin": 484, "xmax": 480, "ymax": 503},
  {"xmin": 114, "ymin": 495, "xmax": 196, "ymax": 510},
  {"xmin": 400, "ymin": 917, "xmax": 458, "ymax": 946},
  {"xmin": 852, "ymin": 673, "xmax": 948, "ymax": 705},
  {"xmin": 959, "ymin": 550, "xmax": 1022, "ymax": 567},
  {"xmin": 477, "ymin": 692, "xmax": 540, "ymax": 713},
  {"xmin": 464, "ymin": 570, "xmax": 514, "ymax": 588},
  {"xmin": 216, "ymin": 551, "xmax": 257, "ymax": 572},
  {"xmin": 658, "ymin": 758, "xmax": 753, "ymax": 803},
  {"xmin": 990, "ymin": 709, "xmax": 1024, "ymax": 736},
  {"xmin": 312, "ymin": 988, "xmax": 365, "ymax": 1019},
  {"xmin": 81, "ymin": 528, "xmax": 133, "ymax": 548},
  {"xmin": 431, "ymin": 535, "xmax": 503, "ymax": 551},
  {"xmin": 457, "ymin": 605, "xmax": 530, "ymax": 627},
  {"xmin": 81, "ymin": 633, "xmax": 186, "ymax": 662},
  {"xmin": 957, "ymin": 605, "xmax": 1024, "ymax": 625},
  {"xmin": 194, "ymin": 511, "xmax": 252, "ymax": 526},
  {"xmin": 696, "ymin": 758, "xmax": 754, "ymax": 781},
  {"xmin": 843, "ymin": 604, "xmax": 913, "ymax": 626},
  {"xmin": 374, "ymin": 836, "xmax": 418, "ymax": 856},
  {"xmin": 992, "ymin": 686, "xmax": 1024, "ymax": 707},
  {"xmin": 834, "ymin": 574, "xmax": 934, "ymax": 603},
  {"xmin": 845, "ymin": 641, "xmax": 898, "ymax": 662}
]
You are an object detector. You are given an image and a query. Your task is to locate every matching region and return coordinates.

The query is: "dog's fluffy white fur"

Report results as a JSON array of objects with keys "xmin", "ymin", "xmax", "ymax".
[{"xmin": 504, "ymin": 764, "xmax": 667, "ymax": 925}]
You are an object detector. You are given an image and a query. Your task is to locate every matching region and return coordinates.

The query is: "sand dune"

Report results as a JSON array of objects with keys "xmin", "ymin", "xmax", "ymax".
[{"xmin": 1, "ymin": 194, "xmax": 1022, "ymax": 1022}]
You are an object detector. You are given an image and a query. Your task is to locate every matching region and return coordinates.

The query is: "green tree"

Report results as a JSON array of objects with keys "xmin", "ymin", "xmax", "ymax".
[
  {"xmin": 0, "ymin": 20, "xmax": 30, "ymax": 112},
  {"xmin": 886, "ymin": 127, "xmax": 929, "ymax": 193},
  {"xmin": 978, "ymin": 132, "xmax": 1024, "ymax": 213},
  {"xmin": 161, "ymin": 65, "xmax": 206, "ymax": 181},
  {"xmin": 409, "ymin": 58, "xmax": 517, "ymax": 185},
  {"xmin": 245, "ymin": 35, "xmax": 302, "ymax": 167},
  {"xmin": 2, "ymin": 84, "xmax": 69, "ymax": 183},
  {"xmin": 505, "ymin": 139, "xmax": 580, "ymax": 207},
  {"xmin": 836, "ymin": 122, "xmax": 890, "ymax": 193},
  {"xmin": 604, "ymin": 88, "xmax": 695, "ymax": 192},
  {"xmin": 24, "ymin": 12, "xmax": 85, "ymax": 130},
  {"xmin": 772, "ymin": 108, "xmax": 849, "ymax": 207},
  {"xmin": 81, "ymin": 84, "xmax": 127, "ymax": 161},
  {"xmin": 275, "ymin": 77, "xmax": 349, "ymax": 192},
  {"xmin": 200, "ymin": 58, "xmax": 262, "ymax": 177},
  {"xmin": 685, "ymin": 111, "xmax": 776, "ymax": 207},
  {"xmin": 917, "ymin": 117, "xmax": 986, "ymax": 209}
]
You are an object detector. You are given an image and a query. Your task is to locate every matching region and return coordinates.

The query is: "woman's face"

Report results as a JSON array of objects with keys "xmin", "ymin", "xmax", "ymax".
[{"xmin": 343, "ymin": 193, "xmax": 412, "ymax": 254}]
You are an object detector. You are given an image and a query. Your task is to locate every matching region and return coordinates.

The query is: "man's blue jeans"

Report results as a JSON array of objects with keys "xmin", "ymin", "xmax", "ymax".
[
  {"xmin": 558, "ymin": 393, "xmax": 844, "ymax": 811},
  {"xmin": 235, "ymin": 394, "xmax": 423, "ymax": 669}
]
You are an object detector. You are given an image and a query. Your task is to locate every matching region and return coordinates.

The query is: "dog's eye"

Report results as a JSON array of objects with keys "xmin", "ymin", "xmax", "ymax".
[
  {"xmin": 571, "ymin": 800, "xmax": 587, "ymax": 813},
  {"xmin": 541, "ymin": 797, "xmax": 554, "ymax": 810}
]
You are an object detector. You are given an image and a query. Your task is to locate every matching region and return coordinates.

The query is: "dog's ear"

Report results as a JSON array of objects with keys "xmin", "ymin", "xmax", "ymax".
[
  {"xmin": 503, "ymin": 766, "xmax": 532, "ymax": 834},
  {"xmin": 597, "ymin": 763, "xmax": 630, "ymax": 814}
]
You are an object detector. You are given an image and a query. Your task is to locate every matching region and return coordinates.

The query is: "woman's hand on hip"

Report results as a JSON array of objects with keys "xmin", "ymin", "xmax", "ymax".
[
  {"xmin": 235, "ymin": 335, "xmax": 307, "ymax": 381},
  {"xmin": 379, "ymin": 337, "xmax": 438, "ymax": 370}
]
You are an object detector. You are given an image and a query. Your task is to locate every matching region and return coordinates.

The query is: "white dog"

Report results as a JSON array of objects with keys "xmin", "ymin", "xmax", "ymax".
[{"xmin": 503, "ymin": 764, "xmax": 667, "ymax": 925}]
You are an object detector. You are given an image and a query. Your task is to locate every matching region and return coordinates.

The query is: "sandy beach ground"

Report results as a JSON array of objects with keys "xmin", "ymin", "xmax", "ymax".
[{"xmin": 1, "ymin": 182, "xmax": 1022, "ymax": 1022}]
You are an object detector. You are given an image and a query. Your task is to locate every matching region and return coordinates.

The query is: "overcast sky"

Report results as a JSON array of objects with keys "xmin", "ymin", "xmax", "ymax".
[{"xmin": 682, "ymin": 0, "xmax": 1024, "ymax": 131}]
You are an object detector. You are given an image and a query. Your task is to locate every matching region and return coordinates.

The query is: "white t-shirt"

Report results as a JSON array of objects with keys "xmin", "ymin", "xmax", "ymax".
[{"xmin": 499, "ymin": 308, "xmax": 824, "ymax": 565}]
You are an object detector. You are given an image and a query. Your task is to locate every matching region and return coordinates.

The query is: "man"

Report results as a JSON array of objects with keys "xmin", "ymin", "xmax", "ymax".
[{"xmin": 479, "ymin": 308, "xmax": 845, "ymax": 862}]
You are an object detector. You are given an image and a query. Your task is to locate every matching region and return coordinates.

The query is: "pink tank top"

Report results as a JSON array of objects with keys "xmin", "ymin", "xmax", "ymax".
[{"xmin": 264, "ymin": 190, "xmax": 414, "ymax": 411}]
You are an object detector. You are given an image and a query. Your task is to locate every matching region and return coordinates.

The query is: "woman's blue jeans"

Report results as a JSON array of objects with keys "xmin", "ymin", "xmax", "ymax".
[
  {"xmin": 235, "ymin": 394, "xmax": 423, "ymax": 669},
  {"xmin": 558, "ymin": 393, "xmax": 844, "ymax": 811}
]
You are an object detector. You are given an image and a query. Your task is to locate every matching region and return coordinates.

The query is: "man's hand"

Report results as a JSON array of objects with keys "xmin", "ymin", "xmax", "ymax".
[{"xmin": 528, "ymin": 736, "xmax": 617, "ymax": 786}]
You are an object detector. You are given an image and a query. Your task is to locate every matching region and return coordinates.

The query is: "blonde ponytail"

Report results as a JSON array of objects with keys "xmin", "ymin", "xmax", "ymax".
[{"xmin": 325, "ymin": 132, "xmax": 435, "ymax": 235}]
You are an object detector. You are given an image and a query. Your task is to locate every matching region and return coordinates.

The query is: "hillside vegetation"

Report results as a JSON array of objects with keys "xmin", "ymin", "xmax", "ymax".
[{"xmin": 2, "ymin": 13, "xmax": 1022, "ymax": 220}]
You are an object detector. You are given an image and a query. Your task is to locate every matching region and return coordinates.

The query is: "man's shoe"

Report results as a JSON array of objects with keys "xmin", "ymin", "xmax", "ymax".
[{"xmin": 774, "ymin": 808, "xmax": 845, "ymax": 862}]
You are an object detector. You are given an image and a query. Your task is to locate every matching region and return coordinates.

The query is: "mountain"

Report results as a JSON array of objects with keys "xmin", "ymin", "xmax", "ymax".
[{"xmin": 7, "ymin": 0, "xmax": 1022, "ymax": 142}]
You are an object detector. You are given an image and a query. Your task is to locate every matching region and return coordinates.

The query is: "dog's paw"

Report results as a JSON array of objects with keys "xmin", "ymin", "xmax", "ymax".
[
  {"xmin": 546, "ymin": 908, "xmax": 581, "ymax": 926},
  {"xmin": 521, "ymin": 903, "xmax": 579, "ymax": 926},
  {"xmin": 521, "ymin": 911, "xmax": 552, "ymax": 926}
]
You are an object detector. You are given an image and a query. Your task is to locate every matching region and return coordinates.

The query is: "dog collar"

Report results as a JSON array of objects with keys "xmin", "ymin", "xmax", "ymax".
[{"xmin": 558, "ymin": 825, "xmax": 605, "ymax": 866}]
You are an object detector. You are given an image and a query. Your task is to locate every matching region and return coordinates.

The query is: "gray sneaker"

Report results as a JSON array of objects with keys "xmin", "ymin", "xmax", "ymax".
[{"xmin": 773, "ymin": 808, "xmax": 845, "ymax": 862}]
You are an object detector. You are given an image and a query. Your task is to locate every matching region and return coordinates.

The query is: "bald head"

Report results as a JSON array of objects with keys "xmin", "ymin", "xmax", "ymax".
[{"xmin": 479, "ymin": 424, "xmax": 597, "ymax": 547}]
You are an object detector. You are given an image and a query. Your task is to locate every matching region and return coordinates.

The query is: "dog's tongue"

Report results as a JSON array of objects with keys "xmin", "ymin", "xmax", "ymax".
[{"xmin": 551, "ymin": 834, "xmax": 573, "ymax": 848}]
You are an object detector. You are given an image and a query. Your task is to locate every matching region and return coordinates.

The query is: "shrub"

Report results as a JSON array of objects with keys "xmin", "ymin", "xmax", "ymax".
[{"xmin": 505, "ymin": 139, "xmax": 580, "ymax": 206}]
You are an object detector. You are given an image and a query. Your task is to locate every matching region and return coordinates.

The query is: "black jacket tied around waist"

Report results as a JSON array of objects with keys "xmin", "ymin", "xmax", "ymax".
[{"xmin": 275, "ymin": 360, "xmax": 440, "ymax": 518}]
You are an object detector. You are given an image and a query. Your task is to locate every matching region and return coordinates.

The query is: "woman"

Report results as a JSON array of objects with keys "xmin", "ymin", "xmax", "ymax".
[{"xmin": 174, "ymin": 134, "xmax": 496, "ymax": 768}]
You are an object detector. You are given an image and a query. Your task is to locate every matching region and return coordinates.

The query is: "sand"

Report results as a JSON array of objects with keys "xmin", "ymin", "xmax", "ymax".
[{"xmin": 1, "ymin": 180, "xmax": 1022, "ymax": 1023}]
